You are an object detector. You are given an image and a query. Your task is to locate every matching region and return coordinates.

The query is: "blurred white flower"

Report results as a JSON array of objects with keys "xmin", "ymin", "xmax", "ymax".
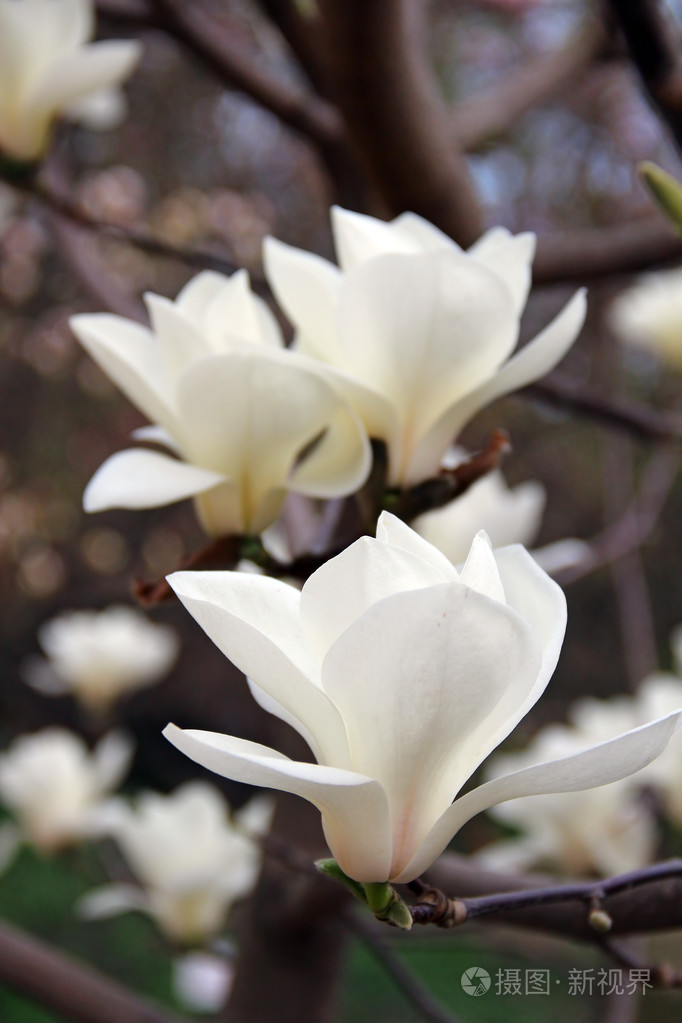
[
  {"xmin": 173, "ymin": 952, "xmax": 234, "ymax": 1013},
  {"xmin": 0, "ymin": 728, "xmax": 132, "ymax": 852},
  {"xmin": 162, "ymin": 512, "xmax": 679, "ymax": 884},
  {"xmin": 25, "ymin": 605, "xmax": 179, "ymax": 714},
  {"xmin": 477, "ymin": 721, "xmax": 657, "ymax": 877},
  {"xmin": 0, "ymin": 0, "xmax": 141, "ymax": 162},
  {"xmin": 264, "ymin": 208, "xmax": 586, "ymax": 485},
  {"xmin": 71, "ymin": 270, "xmax": 371, "ymax": 537},
  {"xmin": 412, "ymin": 451, "xmax": 546, "ymax": 565},
  {"xmin": 82, "ymin": 783, "xmax": 272, "ymax": 944},
  {"xmin": 610, "ymin": 268, "xmax": 682, "ymax": 372}
]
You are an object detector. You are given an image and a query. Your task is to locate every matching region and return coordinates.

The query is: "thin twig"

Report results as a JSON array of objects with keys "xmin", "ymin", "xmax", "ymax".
[
  {"xmin": 344, "ymin": 912, "xmax": 462, "ymax": 1023},
  {"xmin": 526, "ymin": 373, "xmax": 682, "ymax": 443}
]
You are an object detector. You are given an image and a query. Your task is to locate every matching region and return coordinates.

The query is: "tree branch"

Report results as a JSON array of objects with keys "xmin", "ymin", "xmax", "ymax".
[
  {"xmin": 605, "ymin": 0, "xmax": 682, "ymax": 153},
  {"xmin": 317, "ymin": 0, "xmax": 484, "ymax": 245},
  {"xmin": 454, "ymin": 20, "xmax": 608, "ymax": 151},
  {"xmin": 0, "ymin": 918, "xmax": 188, "ymax": 1023}
]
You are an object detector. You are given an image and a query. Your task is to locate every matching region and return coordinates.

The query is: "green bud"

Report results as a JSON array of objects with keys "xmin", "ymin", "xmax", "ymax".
[
  {"xmin": 640, "ymin": 162, "xmax": 682, "ymax": 235},
  {"xmin": 315, "ymin": 858, "xmax": 368, "ymax": 904}
]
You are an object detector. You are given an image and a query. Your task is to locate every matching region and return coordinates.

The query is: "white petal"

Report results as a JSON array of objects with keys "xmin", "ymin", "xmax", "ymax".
[
  {"xmin": 92, "ymin": 731, "xmax": 134, "ymax": 795},
  {"xmin": 331, "ymin": 207, "xmax": 424, "ymax": 269},
  {"xmin": 470, "ymin": 231, "xmax": 536, "ymax": 316},
  {"xmin": 78, "ymin": 884, "xmax": 150, "ymax": 920},
  {"xmin": 262, "ymin": 237, "xmax": 342, "ymax": 362},
  {"xmin": 130, "ymin": 425, "xmax": 180, "ymax": 452},
  {"xmin": 162, "ymin": 726, "xmax": 392, "ymax": 882},
  {"xmin": 203, "ymin": 269, "xmax": 283, "ymax": 350},
  {"xmin": 167, "ymin": 571, "xmax": 349, "ymax": 766},
  {"xmin": 390, "ymin": 212, "xmax": 459, "ymax": 253},
  {"xmin": 397, "ymin": 710, "xmax": 682, "ymax": 881},
  {"xmin": 30, "ymin": 40, "xmax": 141, "ymax": 113},
  {"xmin": 320, "ymin": 582, "xmax": 541, "ymax": 878},
  {"xmin": 144, "ymin": 293, "xmax": 212, "ymax": 380},
  {"xmin": 407, "ymin": 289, "xmax": 587, "ymax": 483},
  {"xmin": 459, "ymin": 531, "xmax": 506, "ymax": 603},
  {"xmin": 84, "ymin": 450, "xmax": 227, "ymax": 512},
  {"xmin": 70, "ymin": 314, "xmax": 174, "ymax": 431},
  {"xmin": 65, "ymin": 86, "xmax": 126, "ymax": 130},
  {"xmin": 288, "ymin": 402, "xmax": 371, "ymax": 499},
  {"xmin": 176, "ymin": 271, "xmax": 232, "ymax": 318},
  {"xmin": 532, "ymin": 538, "xmax": 591, "ymax": 574},
  {"xmin": 375, "ymin": 511, "xmax": 460, "ymax": 580},
  {"xmin": 299, "ymin": 533, "xmax": 455, "ymax": 664}
]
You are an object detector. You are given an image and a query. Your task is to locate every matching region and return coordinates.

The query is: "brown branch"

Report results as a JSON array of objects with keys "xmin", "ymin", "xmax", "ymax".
[
  {"xmin": 454, "ymin": 20, "xmax": 608, "ymax": 151},
  {"xmin": 533, "ymin": 216, "xmax": 682, "ymax": 285},
  {"xmin": 605, "ymin": 0, "xmax": 682, "ymax": 152},
  {"xmin": 133, "ymin": 535, "xmax": 243, "ymax": 606},
  {"xmin": 390, "ymin": 429, "xmax": 511, "ymax": 522},
  {"xmin": 344, "ymin": 912, "xmax": 462, "ymax": 1023},
  {"xmin": 317, "ymin": 0, "xmax": 483, "ymax": 245},
  {"xmin": 425, "ymin": 853, "xmax": 682, "ymax": 941},
  {"xmin": 525, "ymin": 372, "xmax": 682, "ymax": 443},
  {"xmin": 0, "ymin": 918, "xmax": 188, "ymax": 1023}
]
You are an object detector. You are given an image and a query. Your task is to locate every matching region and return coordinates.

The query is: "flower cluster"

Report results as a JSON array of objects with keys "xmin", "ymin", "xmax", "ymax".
[{"xmin": 72, "ymin": 210, "xmax": 586, "ymax": 538}]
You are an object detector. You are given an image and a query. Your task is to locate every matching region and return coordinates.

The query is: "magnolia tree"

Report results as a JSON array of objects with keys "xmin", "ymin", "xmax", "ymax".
[{"xmin": 4, "ymin": 1, "xmax": 682, "ymax": 1022}]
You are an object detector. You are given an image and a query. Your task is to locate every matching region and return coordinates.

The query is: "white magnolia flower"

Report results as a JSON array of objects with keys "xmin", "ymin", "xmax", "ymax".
[
  {"xmin": 26, "ymin": 605, "xmax": 179, "ymax": 714},
  {"xmin": 0, "ymin": 0, "xmax": 141, "ymax": 162},
  {"xmin": 477, "ymin": 723, "xmax": 657, "ymax": 877},
  {"xmin": 163, "ymin": 512, "xmax": 679, "ymax": 884},
  {"xmin": 412, "ymin": 450, "xmax": 546, "ymax": 565},
  {"xmin": 0, "ymin": 728, "xmax": 132, "ymax": 852},
  {"xmin": 82, "ymin": 783, "xmax": 272, "ymax": 944},
  {"xmin": 610, "ymin": 268, "xmax": 682, "ymax": 372},
  {"xmin": 264, "ymin": 208, "xmax": 587, "ymax": 485},
  {"xmin": 70, "ymin": 270, "xmax": 371, "ymax": 537}
]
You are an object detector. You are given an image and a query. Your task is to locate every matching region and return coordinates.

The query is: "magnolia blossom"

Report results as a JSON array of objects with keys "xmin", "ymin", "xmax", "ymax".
[
  {"xmin": 0, "ymin": 728, "xmax": 132, "ymax": 852},
  {"xmin": 0, "ymin": 0, "xmax": 141, "ymax": 162},
  {"xmin": 163, "ymin": 513, "xmax": 679, "ymax": 884},
  {"xmin": 477, "ymin": 723, "xmax": 657, "ymax": 877},
  {"xmin": 70, "ymin": 270, "xmax": 371, "ymax": 537},
  {"xmin": 412, "ymin": 451, "xmax": 546, "ymax": 565},
  {"xmin": 264, "ymin": 208, "xmax": 587, "ymax": 485},
  {"xmin": 26, "ymin": 605, "xmax": 179, "ymax": 714},
  {"xmin": 610, "ymin": 268, "xmax": 682, "ymax": 373},
  {"xmin": 82, "ymin": 783, "xmax": 272, "ymax": 943}
]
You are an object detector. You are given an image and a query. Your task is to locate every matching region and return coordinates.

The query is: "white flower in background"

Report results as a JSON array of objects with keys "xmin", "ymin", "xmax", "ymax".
[
  {"xmin": 173, "ymin": 952, "xmax": 234, "ymax": 1014},
  {"xmin": 0, "ymin": 728, "xmax": 132, "ymax": 852},
  {"xmin": 70, "ymin": 270, "xmax": 371, "ymax": 537},
  {"xmin": 610, "ymin": 268, "xmax": 682, "ymax": 373},
  {"xmin": 412, "ymin": 450, "xmax": 546, "ymax": 565},
  {"xmin": 0, "ymin": 0, "xmax": 141, "ymax": 162},
  {"xmin": 264, "ymin": 208, "xmax": 587, "ymax": 485},
  {"xmin": 82, "ymin": 783, "xmax": 272, "ymax": 944},
  {"xmin": 162, "ymin": 512, "xmax": 679, "ymax": 884},
  {"xmin": 477, "ymin": 722, "xmax": 657, "ymax": 877},
  {"xmin": 25, "ymin": 605, "xmax": 179, "ymax": 714},
  {"xmin": 629, "ymin": 673, "xmax": 682, "ymax": 825}
]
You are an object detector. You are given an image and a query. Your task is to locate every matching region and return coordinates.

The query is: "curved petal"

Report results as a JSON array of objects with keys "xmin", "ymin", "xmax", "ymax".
[
  {"xmin": 469, "ymin": 231, "xmax": 536, "ymax": 317},
  {"xmin": 406, "ymin": 288, "xmax": 587, "ymax": 483},
  {"xmin": 144, "ymin": 293, "xmax": 212, "ymax": 380},
  {"xmin": 84, "ymin": 449, "xmax": 227, "ymax": 512},
  {"xmin": 176, "ymin": 271, "xmax": 232, "ymax": 319},
  {"xmin": 397, "ymin": 710, "xmax": 682, "ymax": 881},
  {"xmin": 31, "ymin": 40, "xmax": 141, "ymax": 113},
  {"xmin": 65, "ymin": 86, "xmax": 126, "ymax": 130},
  {"xmin": 203, "ymin": 269, "xmax": 283, "ymax": 350},
  {"xmin": 263, "ymin": 237, "xmax": 342, "ymax": 362},
  {"xmin": 162, "ymin": 726, "xmax": 392, "ymax": 882},
  {"xmin": 376, "ymin": 510, "xmax": 460, "ymax": 579},
  {"xmin": 167, "ymin": 571, "xmax": 349, "ymax": 766},
  {"xmin": 92, "ymin": 731, "xmax": 134, "ymax": 795},
  {"xmin": 289, "ymin": 402, "xmax": 371, "ymax": 499},
  {"xmin": 78, "ymin": 884, "xmax": 150, "ymax": 920},
  {"xmin": 70, "ymin": 313, "xmax": 174, "ymax": 430},
  {"xmin": 320, "ymin": 582, "xmax": 541, "ymax": 878},
  {"xmin": 390, "ymin": 212, "xmax": 459, "ymax": 253},
  {"xmin": 131, "ymin": 424, "xmax": 180, "ymax": 452},
  {"xmin": 299, "ymin": 533, "xmax": 456, "ymax": 663}
]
